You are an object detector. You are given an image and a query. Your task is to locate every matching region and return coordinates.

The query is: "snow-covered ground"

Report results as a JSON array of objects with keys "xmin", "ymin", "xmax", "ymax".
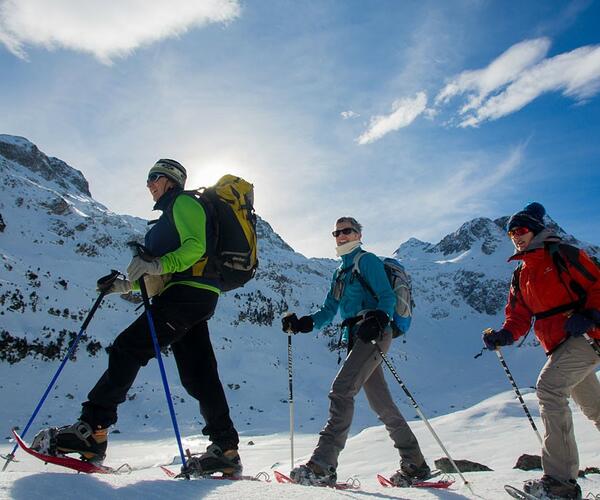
[{"xmin": 1, "ymin": 389, "xmax": 599, "ymax": 499}]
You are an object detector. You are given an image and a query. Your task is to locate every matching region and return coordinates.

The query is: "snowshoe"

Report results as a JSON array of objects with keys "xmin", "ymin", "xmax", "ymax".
[
  {"xmin": 522, "ymin": 475, "xmax": 582, "ymax": 499},
  {"xmin": 31, "ymin": 421, "xmax": 107, "ymax": 463},
  {"xmin": 289, "ymin": 462, "xmax": 337, "ymax": 487},
  {"xmin": 180, "ymin": 443, "xmax": 242, "ymax": 478},
  {"xmin": 389, "ymin": 461, "xmax": 433, "ymax": 487}
]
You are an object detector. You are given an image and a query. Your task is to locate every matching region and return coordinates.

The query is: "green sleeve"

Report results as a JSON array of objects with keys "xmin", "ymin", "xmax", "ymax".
[{"xmin": 159, "ymin": 195, "xmax": 207, "ymax": 273}]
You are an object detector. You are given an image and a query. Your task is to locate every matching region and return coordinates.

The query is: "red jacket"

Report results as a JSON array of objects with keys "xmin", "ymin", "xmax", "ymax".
[{"xmin": 503, "ymin": 232, "xmax": 600, "ymax": 354}]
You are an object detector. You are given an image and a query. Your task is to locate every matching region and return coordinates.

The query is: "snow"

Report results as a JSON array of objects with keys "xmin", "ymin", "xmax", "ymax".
[{"xmin": 1, "ymin": 389, "xmax": 599, "ymax": 499}]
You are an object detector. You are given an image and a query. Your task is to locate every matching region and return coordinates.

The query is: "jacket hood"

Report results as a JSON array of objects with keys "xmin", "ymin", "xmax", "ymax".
[{"xmin": 508, "ymin": 228, "xmax": 561, "ymax": 261}]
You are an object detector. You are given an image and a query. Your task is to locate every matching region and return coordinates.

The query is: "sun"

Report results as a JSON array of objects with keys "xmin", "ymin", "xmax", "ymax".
[{"xmin": 185, "ymin": 156, "xmax": 249, "ymax": 189}]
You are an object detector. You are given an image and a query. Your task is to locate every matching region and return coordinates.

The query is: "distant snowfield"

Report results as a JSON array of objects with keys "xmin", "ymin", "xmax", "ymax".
[{"xmin": 1, "ymin": 389, "xmax": 599, "ymax": 499}]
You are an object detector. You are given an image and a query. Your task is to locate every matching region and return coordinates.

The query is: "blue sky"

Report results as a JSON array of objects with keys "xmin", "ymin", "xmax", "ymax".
[{"xmin": 1, "ymin": 0, "xmax": 599, "ymax": 258}]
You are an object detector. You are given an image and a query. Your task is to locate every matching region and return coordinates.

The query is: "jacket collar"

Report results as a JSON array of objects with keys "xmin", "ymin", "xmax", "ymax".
[
  {"xmin": 340, "ymin": 245, "xmax": 363, "ymax": 267},
  {"xmin": 153, "ymin": 187, "xmax": 183, "ymax": 212},
  {"xmin": 508, "ymin": 228, "xmax": 562, "ymax": 262}
]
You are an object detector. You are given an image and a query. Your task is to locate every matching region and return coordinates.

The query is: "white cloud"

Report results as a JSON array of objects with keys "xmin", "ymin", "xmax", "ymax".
[
  {"xmin": 435, "ymin": 38, "xmax": 551, "ymax": 112},
  {"xmin": 0, "ymin": 0, "xmax": 240, "ymax": 64},
  {"xmin": 461, "ymin": 44, "xmax": 600, "ymax": 127},
  {"xmin": 341, "ymin": 110, "xmax": 359, "ymax": 119},
  {"xmin": 357, "ymin": 92, "xmax": 427, "ymax": 145}
]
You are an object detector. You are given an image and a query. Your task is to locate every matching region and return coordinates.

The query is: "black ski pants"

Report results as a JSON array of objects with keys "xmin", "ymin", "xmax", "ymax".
[{"xmin": 81, "ymin": 285, "xmax": 239, "ymax": 450}]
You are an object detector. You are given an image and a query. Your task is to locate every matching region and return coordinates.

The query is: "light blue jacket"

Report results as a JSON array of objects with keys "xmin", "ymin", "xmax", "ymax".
[{"xmin": 311, "ymin": 246, "xmax": 396, "ymax": 340}]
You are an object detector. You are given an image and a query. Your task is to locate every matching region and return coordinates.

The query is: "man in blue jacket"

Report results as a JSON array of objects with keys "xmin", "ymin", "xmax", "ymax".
[{"xmin": 282, "ymin": 216, "xmax": 430, "ymax": 487}]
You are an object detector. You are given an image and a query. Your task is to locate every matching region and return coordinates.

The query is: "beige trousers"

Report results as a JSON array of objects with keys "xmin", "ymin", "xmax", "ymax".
[{"xmin": 537, "ymin": 335, "xmax": 600, "ymax": 480}]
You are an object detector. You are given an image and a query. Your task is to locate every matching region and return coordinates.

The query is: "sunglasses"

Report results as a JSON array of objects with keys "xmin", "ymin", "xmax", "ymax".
[
  {"xmin": 332, "ymin": 227, "xmax": 357, "ymax": 237},
  {"xmin": 147, "ymin": 173, "xmax": 166, "ymax": 184},
  {"xmin": 507, "ymin": 226, "xmax": 531, "ymax": 238}
]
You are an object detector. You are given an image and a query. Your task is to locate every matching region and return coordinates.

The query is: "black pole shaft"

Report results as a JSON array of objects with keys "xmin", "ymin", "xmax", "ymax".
[
  {"xmin": 495, "ymin": 348, "xmax": 543, "ymax": 445},
  {"xmin": 375, "ymin": 344, "xmax": 472, "ymax": 490},
  {"xmin": 287, "ymin": 334, "xmax": 294, "ymax": 467}
]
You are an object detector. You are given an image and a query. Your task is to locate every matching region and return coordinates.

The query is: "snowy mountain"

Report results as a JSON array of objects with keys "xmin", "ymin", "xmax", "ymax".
[{"xmin": 0, "ymin": 134, "xmax": 598, "ymax": 444}]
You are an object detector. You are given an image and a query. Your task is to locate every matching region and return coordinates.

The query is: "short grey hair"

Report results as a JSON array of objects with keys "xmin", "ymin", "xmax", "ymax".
[{"xmin": 335, "ymin": 216, "xmax": 362, "ymax": 233}]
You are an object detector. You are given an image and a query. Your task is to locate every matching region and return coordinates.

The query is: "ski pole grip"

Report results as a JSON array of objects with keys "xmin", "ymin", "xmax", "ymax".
[
  {"xmin": 282, "ymin": 312, "xmax": 295, "ymax": 335},
  {"xmin": 96, "ymin": 269, "xmax": 121, "ymax": 293},
  {"xmin": 127, "ymin": 241, "xmax": 143, "ymax": 258},
  {"xmin": 127, "ymin": 241, "xmax": 154, "ymax": 262}
]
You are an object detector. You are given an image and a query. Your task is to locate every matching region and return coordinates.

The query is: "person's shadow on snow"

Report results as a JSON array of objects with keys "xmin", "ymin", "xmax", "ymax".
[{"xmin": 11, "ymin": 472, "xmax": 220, "ymax": 499}]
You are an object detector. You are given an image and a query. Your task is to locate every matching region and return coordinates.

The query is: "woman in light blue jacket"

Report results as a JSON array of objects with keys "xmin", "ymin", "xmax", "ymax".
[{"xmin": 282, "ymin": 216, "xmax": 431, "ymax": 488}]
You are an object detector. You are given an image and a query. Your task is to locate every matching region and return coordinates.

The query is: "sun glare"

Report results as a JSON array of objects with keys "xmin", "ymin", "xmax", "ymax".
[{"xmin": 185, "ymin": 157, "xmax": 249, "ymax": 189}]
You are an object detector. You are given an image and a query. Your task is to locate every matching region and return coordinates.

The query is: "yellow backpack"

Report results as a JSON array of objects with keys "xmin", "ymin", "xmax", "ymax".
[{"xmin": 188, "ymin": 175, "xmax": 258, "ymax": 291}]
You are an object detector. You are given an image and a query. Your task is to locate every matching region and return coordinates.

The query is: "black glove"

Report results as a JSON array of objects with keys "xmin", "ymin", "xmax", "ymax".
[
  {"xmin": 281, "ymin": 313, "xmax": 313, "ymax": 334},
  {"xmin": 482, "ymin": 328, "xmax": 514, "ymax": 350},
  {"xmin": 565, "ymin": 310, "xmax": 600, "ymax": 337},
  {"xmin": 355, "ymin": 310, "xmax": 390, "ymax": 343}
]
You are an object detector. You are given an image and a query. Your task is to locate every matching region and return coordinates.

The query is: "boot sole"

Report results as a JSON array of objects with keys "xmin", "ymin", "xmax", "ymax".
[{"xmin": 56, "ymin": 447, "xmax": 105, "ymax": 463}]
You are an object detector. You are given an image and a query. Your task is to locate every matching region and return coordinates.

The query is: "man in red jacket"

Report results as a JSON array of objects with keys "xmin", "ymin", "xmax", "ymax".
[{"xmin": 483, "ymin": 202, "xmax": 600, "ymax": 500}]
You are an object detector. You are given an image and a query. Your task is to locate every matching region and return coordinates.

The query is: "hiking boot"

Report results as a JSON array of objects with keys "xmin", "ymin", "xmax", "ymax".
[
  {"xmin": 181, "ymin": 443, "xmax": 242, "ymax": 477},
  {"xmin": 31, "ymin": 420, "xmax": 107, "ymax": 463},
  {"xmin": 289, "ymin": 461, "xmax": 337, "ymax": 487},
  {"xmin": 523, "ymin": 475, "xmax": 582, "ymax": 499},
  {"xmin": 389, "ymin": 461, "xmax": 432, "ymax": 487}
]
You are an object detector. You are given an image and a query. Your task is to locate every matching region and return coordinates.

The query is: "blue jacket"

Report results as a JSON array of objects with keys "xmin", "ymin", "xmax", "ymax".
[{"xmin": 311, "ymin": 246, "xmax": 396, "ymax": 340}]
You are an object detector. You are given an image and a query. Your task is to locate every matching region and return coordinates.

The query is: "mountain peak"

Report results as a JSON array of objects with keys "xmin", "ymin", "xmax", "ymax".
[
  {"xmin": 0, "ymin": 134, "xmax": 91, "ymax": 197},
  {"xmin": 427, "ymin": 217, "xmax": 504, "ymax": 256}
]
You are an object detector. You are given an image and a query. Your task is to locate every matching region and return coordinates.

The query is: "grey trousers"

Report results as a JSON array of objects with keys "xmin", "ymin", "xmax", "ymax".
[
  {"xmin": 537, "ymin": 336, "xmax": 600, "ymax": 481},
  {"xmin": 311, "ymin": 331, "xmax": 425, "ymax": 470}
]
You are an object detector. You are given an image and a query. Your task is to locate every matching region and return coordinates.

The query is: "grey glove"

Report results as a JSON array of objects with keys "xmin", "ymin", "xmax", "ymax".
[
  {"xmin": 97, "ymin": 277, "xmax": 131, "ymax": 295},
  {"xmin": 127, "ymin": 256, "xmax": 163, "ymax": 283}
]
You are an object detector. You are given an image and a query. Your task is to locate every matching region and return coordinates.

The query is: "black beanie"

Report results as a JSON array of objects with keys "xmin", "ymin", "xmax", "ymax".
[{"xmin": 507, "ymin": 202, "xmax": 546, "ymax": 235}]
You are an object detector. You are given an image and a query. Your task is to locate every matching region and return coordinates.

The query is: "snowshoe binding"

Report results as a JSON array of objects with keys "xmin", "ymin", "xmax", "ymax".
[
  {"xmin": 289, "ymin": 461, "xmax": 337, "ymax": 487},
  {"xmin": 180, "ymin": 443, "xmax": 242, "ymax": 478},
  {"xmin": 522, "ymin": 475, "xmax": 582, "ymax": 500},
  {"xmin": 31, "ymin": 420, "xmax": 107, "ymax": 464},
  {"xmin": 389, "ymin": 461, "xmax": 433, "ymax": 487}
]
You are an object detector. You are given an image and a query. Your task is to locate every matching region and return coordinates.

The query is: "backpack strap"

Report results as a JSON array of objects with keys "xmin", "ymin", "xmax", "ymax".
[
  {"xmin": 351, "ymin": 251, "xmax": 378, "ymax": 299},
  {"xmin": 531, "ymin": 242, "xmax": 589, "ymax": 320},
  {"xmin": 332, "ymin": 262, "xmax": 355, "ymax": 301},
  {"xmin": 509, "ymin": 263, "xmax": 523, "ymax": 309},
  {"xmin": 549, "ymin": 242, "xmax": 596, "ymax": 298}
]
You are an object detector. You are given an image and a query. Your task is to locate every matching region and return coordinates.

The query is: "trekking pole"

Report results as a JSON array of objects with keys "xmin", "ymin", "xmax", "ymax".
[
  {"xmin": 1, "ymin": 270, "xmax": 120, "ymax": 472},
  {"xmin": 493, "ymin": 346, "xmax": 543, "ymax": 445},
  {"xmin": 480, "ymin": 327, "xmax": 544, "ymax": 446},
  {"xmin": 128, "ymin": 243, "xmax": 187, "ymax": 474},
  {"xmin": 282, "ymin": 313, "xmax": 295, "ymax": 468},
  {"xmin": 374, "ymin": 343, "xmax": 473, "ymax": 493},
  {"xmin": 288, "ymin": 334, "xmax": 295, "ymax": 468},
  {"xmin": 583, "ymin": 333, "xmax": 600, "ymax": 357}
]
